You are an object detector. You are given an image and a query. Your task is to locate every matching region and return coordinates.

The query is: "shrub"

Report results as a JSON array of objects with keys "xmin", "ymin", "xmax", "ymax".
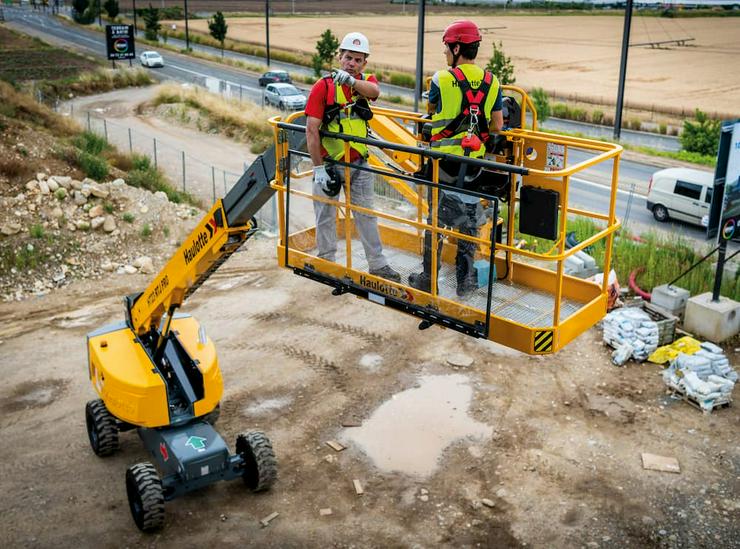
[
  {"xmin": 658, "ymin": 123, "xmax": 668, "ymax": 135},
  {"xmin": 591, "ymin": 109, "xmax": 604, "ymax": 125},
  {"xmin": 73, "ymin": 131, "xmax": 110, "ymax": 155},
  {"xmin": 385, "ymin": 72, "xmax": 414, "ymax": 88},
  {"xmin": 485, "ymin": 41, "xmax": 516, "ymax": 85},
  {"xmin": 77, "ymin": 151, "xmax": 109, "ymax": 180},
  {"xmin": 0, "ymin": 156, "xmax": 28, "ymax": 179},
  {"xmin": 680, "ymin": 109, "xmax": 721, "ymax": 157},
  {"xmin": 572, "ymin": 108, "xmax": 588, "ymax": 122},
  {"xmin": 629, "ymin": 118, "xmax": 642, "ymax": 131},
  {"xmin": 529, "ymin": 88, "xmax": 550, "ymax": 123},
  {"xmin": 552, "ymin": 103, "xmax": 569, "ymax": 119}
]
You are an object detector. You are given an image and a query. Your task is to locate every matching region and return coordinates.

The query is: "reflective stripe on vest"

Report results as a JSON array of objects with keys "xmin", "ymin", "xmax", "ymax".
[
  {"xmin": 322, "ymin": 76, "xmax": 371, "ymax": 161},
  {"xmin": 430, "ymin": 64, "xmax": 499, "ymax": 159}
]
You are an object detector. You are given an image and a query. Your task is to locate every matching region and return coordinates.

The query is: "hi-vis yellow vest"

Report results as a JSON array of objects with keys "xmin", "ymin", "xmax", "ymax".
[
  {"xmin": 322, "ymin": 76, "xmax": 371, "ymax": 161},
  {"xmin": 430, "ymin": 64, "xmax": 499, "ymax": 158}
]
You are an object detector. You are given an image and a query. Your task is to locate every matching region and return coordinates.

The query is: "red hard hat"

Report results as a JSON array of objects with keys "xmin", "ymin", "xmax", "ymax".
[{"xmin": 442, "ymin": 20, "xmax": 482, "ymax": 44}]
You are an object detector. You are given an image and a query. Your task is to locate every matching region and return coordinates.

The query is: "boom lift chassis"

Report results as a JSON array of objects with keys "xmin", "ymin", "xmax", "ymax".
[{"xmin": 85, "ymin": 143, "xmax": 286, "ymax": 532}]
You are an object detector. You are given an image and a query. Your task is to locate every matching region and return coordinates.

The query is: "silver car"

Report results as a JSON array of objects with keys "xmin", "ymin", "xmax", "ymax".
[{"xmin": 264, "ymin": 83, "xmax": 306, "ymax": 111}]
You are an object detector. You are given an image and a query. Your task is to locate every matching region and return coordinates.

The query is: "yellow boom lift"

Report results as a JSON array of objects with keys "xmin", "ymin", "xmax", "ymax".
[{"xmin": 85, "ymin": 88, "xmax": 622, "ymax": 531}]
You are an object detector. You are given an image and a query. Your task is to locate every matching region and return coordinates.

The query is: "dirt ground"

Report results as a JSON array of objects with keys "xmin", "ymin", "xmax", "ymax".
[
  {"xmin": 1, "ymin": 235, "xmax": 739, "ymax": 548},
  {"xmin": 173, "ymin": 14, "xmax": 740, "ymax": 118}
]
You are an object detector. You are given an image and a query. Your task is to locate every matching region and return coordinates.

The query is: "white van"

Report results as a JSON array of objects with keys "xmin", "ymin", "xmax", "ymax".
[{"xmin": 646, "ymin": 167, "xmax": 714, "ymax": 226}]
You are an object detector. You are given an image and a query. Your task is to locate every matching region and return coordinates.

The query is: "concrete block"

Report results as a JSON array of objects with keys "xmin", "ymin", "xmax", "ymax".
[
  {"xmin": 651, "ymin": 284, "xmax": 690, "ymax": 317},
  {"xmin": 683, "ymin": 292, "xmax": 740, "ymax": 343}
]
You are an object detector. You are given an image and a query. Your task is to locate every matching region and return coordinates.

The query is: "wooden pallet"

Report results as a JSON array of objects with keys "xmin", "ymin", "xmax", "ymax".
[{"xmin": 667, "ymin": 382, "xmax": 732, "ymax": 414}]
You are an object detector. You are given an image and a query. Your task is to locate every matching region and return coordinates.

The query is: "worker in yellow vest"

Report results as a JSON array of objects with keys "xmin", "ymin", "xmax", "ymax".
[
  {"xmin": 410, "ymin": 19, "xmax": 504, "ymax": 296},
  {"xmin": 305, "ymin": 32, "xmax": 401, "ymax": 283}
]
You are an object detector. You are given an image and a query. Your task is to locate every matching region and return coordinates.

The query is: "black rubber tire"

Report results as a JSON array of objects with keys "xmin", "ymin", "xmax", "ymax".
[
  {"xmin": 278, "ymin": 101, "xmax": 284, "ymax": 110},
  {"xmin": 236, "ymin": 431, "xmax": 277, "ymax": 492},
  {"xmin": 85, "ymin": 399, "xmax": 119, "ymax": 457},
  {"xmin": 202, "ymin": 403, "xmax": 220, "ymax": 426},
  {"xmin": 653, "ymin": 204, "xmax": 669, "ymax": 222},
  {"xmin": 126, "ymin": 462, "xmax": 165, "ymax": 532}
]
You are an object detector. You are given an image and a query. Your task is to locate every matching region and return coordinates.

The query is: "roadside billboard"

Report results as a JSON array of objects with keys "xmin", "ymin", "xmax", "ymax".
[
  {"xmin": 105, "ymin": 24, "xmax": 135, "ymax": 61},
  {"xmin": 706, "ymin": 119, "xmax": 740, "ymax": 242}
]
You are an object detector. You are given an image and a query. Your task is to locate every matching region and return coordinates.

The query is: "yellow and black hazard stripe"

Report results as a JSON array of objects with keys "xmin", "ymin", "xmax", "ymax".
[{"xmin": 533, "ymin": 330, "xmax": 554, "ymax": 353}]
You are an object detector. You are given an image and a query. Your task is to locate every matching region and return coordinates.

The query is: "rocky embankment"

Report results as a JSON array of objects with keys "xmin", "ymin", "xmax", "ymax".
[{"xmin": 0, "ymin": 172, "xmax": 201, "ymax": 301}]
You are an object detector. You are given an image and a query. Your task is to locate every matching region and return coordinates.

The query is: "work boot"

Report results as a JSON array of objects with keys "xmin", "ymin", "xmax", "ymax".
[
  {"xmin": 408, "ymin": 271, "xmax": 432, "ymax": 292},
  {"xmin": 370, "ymin": 264, "xmax": 402, "ymax": 283},
  {"xmin": 456, "ymin": 277, "xmax": 479, "ymax": 297}
]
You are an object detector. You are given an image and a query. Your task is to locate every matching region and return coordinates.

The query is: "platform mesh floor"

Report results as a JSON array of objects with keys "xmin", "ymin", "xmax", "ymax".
[{"xmin": 306, "ymin": 238, "xmax": 584, "ymax": 327}]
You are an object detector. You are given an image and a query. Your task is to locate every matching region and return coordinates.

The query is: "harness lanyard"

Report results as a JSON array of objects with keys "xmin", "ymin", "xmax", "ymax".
[{"xmin": 456, "ymin": 104, "xmax": 479, "ymax": 189}]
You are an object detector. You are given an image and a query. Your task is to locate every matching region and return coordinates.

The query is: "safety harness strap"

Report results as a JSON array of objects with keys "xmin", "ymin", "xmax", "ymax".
[{"xmin": 430, "ymin": 67, "xmax": 493, "ymax": 143}]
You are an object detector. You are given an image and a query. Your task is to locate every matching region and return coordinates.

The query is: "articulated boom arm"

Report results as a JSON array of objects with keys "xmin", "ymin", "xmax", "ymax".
[{"xmin": 127, "ymin": 151, "xmax": 278, "ymax": 336}]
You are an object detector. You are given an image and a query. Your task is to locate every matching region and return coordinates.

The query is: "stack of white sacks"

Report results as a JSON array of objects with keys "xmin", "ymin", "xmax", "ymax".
[
  {"xmin": 663, "ymin": 341, "xmax": 737, "ymax": 411},
  {"xmin": 602, "ymin": 307, "xmax": 660, "ymax": 365}
]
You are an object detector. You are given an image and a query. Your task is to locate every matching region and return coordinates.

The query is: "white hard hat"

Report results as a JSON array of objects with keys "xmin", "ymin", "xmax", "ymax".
[{"xmin": 339, "ymin": 32, "xmax": 370, "ymax": 55}]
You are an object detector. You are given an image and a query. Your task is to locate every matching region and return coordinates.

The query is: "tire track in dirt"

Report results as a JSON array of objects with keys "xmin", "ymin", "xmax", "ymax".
[{"xmin": 248, "ymin": 310, "xmax": 389, "ymax": 345}]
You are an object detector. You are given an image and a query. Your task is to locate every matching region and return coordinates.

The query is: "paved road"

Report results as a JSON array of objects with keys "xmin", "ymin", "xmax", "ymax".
[{"xmin": 5, "ymin": 5, "xmax": 722, "ymax": 250}]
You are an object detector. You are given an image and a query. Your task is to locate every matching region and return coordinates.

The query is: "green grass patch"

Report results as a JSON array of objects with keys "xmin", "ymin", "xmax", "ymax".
[
  {"xmin": 123, "ymin": 212, "xmax": 135, "ymax": 223},
  {"xmin": 29, "ymin": 224, "xmax": 46, "ymax": 239},
  {"xmin": 127, "ymin": 154, "xmax": 197, "ymax": 205},
  {"xmin": 140, "ymin": 223, "xmax": 153, "ymax": 238}
]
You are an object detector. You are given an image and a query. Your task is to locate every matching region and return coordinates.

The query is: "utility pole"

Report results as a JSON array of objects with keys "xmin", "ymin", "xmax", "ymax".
[
  {"xmin": 413, "ymin": 0, "xmax": 425, "ymax": 112},
  {"xmin": 133, "ymin": 0, "xmax": 137, "ymax": 35},
  {"xmin": 265, "ymin": 0, "xmax": 271, "ymax": 66},
  {"xmin": 613, "ymin": 0, "xmax": 633, "ymax": 141},
  {"xmin": 184, "ymin": 0, "xmax": 190, "ymax": 51}
]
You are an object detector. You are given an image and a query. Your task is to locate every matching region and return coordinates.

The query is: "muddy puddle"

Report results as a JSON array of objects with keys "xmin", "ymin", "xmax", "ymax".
[{"xmin": 343, "ymin": 374, "xmax": 492, "ymax": 477}]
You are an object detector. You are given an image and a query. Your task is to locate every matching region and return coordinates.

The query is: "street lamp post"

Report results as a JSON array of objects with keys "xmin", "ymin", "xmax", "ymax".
[
  {"xmin": 265, "ymin": 0, "xmax": 271, "ymax": 66},
  {"xmin": 184, "ymin": 0, "xmax": 190, "ymax": 51},
  {"xmin": 614, "ymin": 0, "xmax": 633, "ymax": 141},
  {"xmin": 133, "ymin": 0, "xmax": 137, "ymax": 35},
  {"xmin": 413, "ymin": 0, "xmax": 426, "ymax": 112}
]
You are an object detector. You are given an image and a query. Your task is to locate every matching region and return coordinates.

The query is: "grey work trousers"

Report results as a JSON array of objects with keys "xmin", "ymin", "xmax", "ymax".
[{"xmin": 312, "ymin": 159, "xmax": 389, "ymax": 271}]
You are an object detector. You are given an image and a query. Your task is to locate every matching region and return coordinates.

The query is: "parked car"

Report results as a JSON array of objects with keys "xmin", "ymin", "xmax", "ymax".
[
  {"xmin": 646, "ymin": 167, "xmax": 713, "ymax": 226},
  {"xmin": 259, "ymin": 70, "xmax": 291, "ymax": 87},
  {"xmin": 264, "ymin": 83, "xmax": 306, "ymax": 111},
  {"xmin": 139, "ymin": 51, "xmax": 164, "ymax": 68}
]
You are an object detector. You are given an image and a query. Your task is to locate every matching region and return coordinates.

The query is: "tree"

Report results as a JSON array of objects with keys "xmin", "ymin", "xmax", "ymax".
[
  {"xmin": 71, "ymin": 0, "xmax": 92, "ymax": 23},
  {"xmin": 530, "ymin": 87, "xmax": 550, "ymax": 123},
  {"xmin": 103, "ymin": 0, "xmax": 119, "ymax": 20},
  {"xmin": 313, "ymin": 29, "xmax": 339, "ymax": 76},
  {"xmin": 208, "ymin": 11, "xmax": 228, "ymax": 57},
  {"xmin": 680, "ymin": 109, "xmax": 721, "ymax": 157},
  {"xmin": 143, "ymin": 4, "xmax": 161, "ymax": 42},
  {"xmin": 485, "ymin": 41, "xmax": 515, "ymax": 85}
]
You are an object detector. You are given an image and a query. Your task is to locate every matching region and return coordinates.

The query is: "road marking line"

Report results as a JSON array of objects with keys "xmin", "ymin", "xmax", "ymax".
[{"xmin": 571, "ymin": 176, "xmax": 646, "ymax": 200}]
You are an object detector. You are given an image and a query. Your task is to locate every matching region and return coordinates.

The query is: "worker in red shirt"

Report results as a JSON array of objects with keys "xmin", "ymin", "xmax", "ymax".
[{"xmin": 305, "ymin": 32, "xmax": 401, "ymax": 283}]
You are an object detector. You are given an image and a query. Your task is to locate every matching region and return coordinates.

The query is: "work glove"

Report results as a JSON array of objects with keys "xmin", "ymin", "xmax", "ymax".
[
  {"xmin": 313, "ymin": 164, "xmax": 335, "ymax": 195},
  {"xmin": 332, "ymin": 69, "xmax": 356, "ymax": 87}
]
